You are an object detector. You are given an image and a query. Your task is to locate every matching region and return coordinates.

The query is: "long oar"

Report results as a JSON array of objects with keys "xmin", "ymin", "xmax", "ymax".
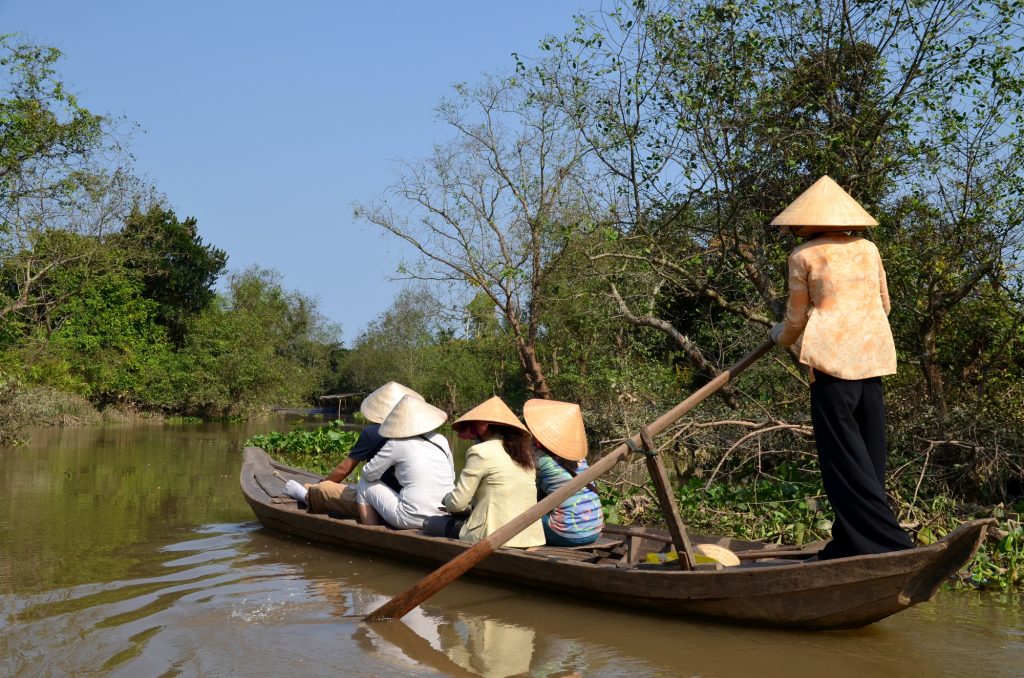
[{"xmin": 365, "ymin": 338, "xmax": 776, "ymax": 621}]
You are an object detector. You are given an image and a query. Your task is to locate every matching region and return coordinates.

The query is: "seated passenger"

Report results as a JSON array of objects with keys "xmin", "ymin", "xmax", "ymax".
[
  {"xmin": 358, "ymin": 395, "xmax": 455, "ymax": 529},
  {"xmin": 283, "ymin": 381, "xmax": 422, "ymax": 523},
  {"xmin": 523, "ymin": 399, "xmax": 603, "ymax": 547},
  {"xmin": 422, "ymin": 396, "xmax": 544, "ymax": 547}
]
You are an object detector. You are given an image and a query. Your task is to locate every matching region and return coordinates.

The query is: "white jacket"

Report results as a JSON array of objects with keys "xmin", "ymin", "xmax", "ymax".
[{"xmin": 361, "ymin": 432, "xmax": 455, "ymax": 527}]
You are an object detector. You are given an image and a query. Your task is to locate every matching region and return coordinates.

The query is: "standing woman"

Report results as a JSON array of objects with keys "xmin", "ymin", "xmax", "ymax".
[
  {"xmin": 523, "ymin": 399, "xmax": 603, "ymax": 547},
  {"xmin": 770, "ymin": 175, "xmax": 914, "ymax": 560},
  {"xmin": 422, "ymin": 396, "xmax": 545, "ymax": 547}
]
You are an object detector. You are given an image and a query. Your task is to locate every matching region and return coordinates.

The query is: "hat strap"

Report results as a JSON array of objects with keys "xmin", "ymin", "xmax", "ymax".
[{"xmin": 419, "ymin": 433, "xmax": 451, "ymax": 460}]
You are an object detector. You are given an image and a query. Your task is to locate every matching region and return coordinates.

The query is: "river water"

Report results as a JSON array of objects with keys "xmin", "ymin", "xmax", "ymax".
[{"xmin": 1, "ymin": 421, "xmax": 1021, "ymax": 677}]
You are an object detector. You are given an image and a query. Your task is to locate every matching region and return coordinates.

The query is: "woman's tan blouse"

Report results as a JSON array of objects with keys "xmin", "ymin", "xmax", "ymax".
[
  {"xmin": 778, "ymin": 233, "xmax": 897, "ymax": 380},
  {"xmin": 442, "ymin": 438, "xmax": 545, "ymax": 548}
]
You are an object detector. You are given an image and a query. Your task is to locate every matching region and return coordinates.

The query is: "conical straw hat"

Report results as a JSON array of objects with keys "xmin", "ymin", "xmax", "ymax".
[
  {"xmin": 522, "ymin": 399, "xmax": 588, "ymax": 461},
  {"xmin": 360, "ymin": 381, "xmax": 423, "ymax": 424},
  {"xmin": 770, "ymin": 175, "xmax": 878, "ymax": 231},
  {"xmin": 452, "ymin": 396, "xmax": 529, "ymax": 433},
  {"xmin": 378, "ymin": 394, "xmax": 448, "ymax": 439},
  {"xmin": 694, "ymin": 543, "xmax": 740, "ymax": 567}
]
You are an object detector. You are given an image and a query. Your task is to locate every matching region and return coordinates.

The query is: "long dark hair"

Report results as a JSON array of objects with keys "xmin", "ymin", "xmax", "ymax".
[{"xmin": 488, "ymin": 424, "xmax": 534, "ymax": 470}]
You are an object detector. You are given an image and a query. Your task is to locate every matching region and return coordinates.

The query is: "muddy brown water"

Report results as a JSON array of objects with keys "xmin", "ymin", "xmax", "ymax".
[{"xmin": 1, "ymin": 421, "xmax": 1021, "ymax": 677}]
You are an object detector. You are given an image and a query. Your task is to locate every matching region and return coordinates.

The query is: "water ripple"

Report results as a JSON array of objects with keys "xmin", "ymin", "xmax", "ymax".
[
  {"xmin": 4, "ymin": 518, "xmax": 1021, "ymax": 678},
  {"xmin": 1, "ymin": 522, "xmax": 293, "ymax": 678}
]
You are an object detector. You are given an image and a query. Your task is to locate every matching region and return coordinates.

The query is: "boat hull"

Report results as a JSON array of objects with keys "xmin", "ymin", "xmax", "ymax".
[{"xmin": 241, "ymin": 447, "xmax": 992, "ymax": 630}]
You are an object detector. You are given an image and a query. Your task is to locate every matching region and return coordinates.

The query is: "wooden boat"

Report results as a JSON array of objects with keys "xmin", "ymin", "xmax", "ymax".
[{"xmin": 241, "ymin": 446, "xmax": 994, "ymax": 630}]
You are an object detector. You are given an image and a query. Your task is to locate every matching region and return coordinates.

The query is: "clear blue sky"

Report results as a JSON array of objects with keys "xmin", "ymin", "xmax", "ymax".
[{"xmin": 1, "ymin": 1, "xmax": 597, "ymax": 343}]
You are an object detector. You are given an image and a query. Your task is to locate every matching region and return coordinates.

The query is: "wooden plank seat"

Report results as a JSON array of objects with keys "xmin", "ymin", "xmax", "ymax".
[
  {"xmin": 523, "ymin": 547, "xmax": 599, "ymax": 562},
  {"xmin": 526, "ymin": 538, "xmax": 627, "ymax": 565},
  {"xmin": 562, "ymin": 537, "xmax": 624, "ymax": 551}
]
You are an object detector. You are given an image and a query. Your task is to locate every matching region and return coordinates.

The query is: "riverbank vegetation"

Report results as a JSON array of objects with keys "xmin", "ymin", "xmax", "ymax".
[
  {"xmin": 334, "ymin": 1, "xmax": 1024, "ymax": 587},
  {"xmin": 246, "ymin": 420, "xmax": 359, "ymax": 475},
  {"xmin": 0, "ymin": 36, "xmax": 340, "ymax": 444}
]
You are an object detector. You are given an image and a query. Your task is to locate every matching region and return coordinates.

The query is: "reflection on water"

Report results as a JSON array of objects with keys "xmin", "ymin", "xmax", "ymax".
[{"xmin": 1, "ymin": 423, "xmax": 1022, "ymax": 677}]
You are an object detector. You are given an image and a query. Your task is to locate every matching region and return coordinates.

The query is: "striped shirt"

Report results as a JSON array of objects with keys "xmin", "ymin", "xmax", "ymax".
[{"xmin": 534, "ymin": 452, "xmax": 603, "ymax": 540}]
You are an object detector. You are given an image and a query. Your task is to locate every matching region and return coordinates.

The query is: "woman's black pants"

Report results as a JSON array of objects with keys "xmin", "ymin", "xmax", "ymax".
[{"xmin": 810, "ymin": 371, "xmax": 914, "ymax": 560}]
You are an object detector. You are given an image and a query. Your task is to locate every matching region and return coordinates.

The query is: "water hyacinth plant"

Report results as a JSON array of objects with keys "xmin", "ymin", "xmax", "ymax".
[{"xmin": 245, "ymin": 420, "xmax": 359, "ymax": 475}]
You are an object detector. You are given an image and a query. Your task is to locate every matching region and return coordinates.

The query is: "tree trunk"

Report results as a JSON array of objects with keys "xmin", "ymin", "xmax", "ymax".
[
  {"xmin": 609, "ymin": 283, "xmax": 739, "ymax": 407},
  {"xmin": 516, "ymin": 340, "xmax": 552, "ymax": 399},
  {"xmin": 920, "ymin": 321, "xmax": 948, "ymax": 424}
]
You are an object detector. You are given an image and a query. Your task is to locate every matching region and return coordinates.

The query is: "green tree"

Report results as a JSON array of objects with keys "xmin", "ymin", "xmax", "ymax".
[
  {"xmin": 339, "ymin": 288, "xmax": 523, "ymax": 413},
  {"xmin": 530, "ymin": 0, "xmax": 1024, "ymax": 497},
  {"xmin": 354, "ymin": 75, "xmax": 592, "ymax": 399},
  {"xmin": 0, "ymin": 35, "xmax": 128, "ymax": 324},
  {"xmin": 118, "ymin": 203, "xmax": 227, "ymax": 346},
  {"xmin": 175, "ymin": 267, "xmax": 338, "ymax": 417},
  {"xmin": 0, "ymin": 224, "xmax": 178, "ymax": 414},
  {"xmin": 42, "ymin": 268, "xmax": 170, "ymax": 406}
]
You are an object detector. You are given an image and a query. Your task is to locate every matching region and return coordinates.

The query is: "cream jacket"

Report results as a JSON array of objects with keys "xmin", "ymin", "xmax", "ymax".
[
  {"xmin": 442, "ymin": 438, "xmax": 545, "ymax": 548},
  {"xmin": 778, "ymin": 233, "xmax": 897, "ymax": 380}
]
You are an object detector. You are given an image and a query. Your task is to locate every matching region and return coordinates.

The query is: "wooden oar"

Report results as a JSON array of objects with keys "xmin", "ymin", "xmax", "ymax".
[{"xmin": 365, "ymin": 338, "xmax": 776, "ymax": 621}]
